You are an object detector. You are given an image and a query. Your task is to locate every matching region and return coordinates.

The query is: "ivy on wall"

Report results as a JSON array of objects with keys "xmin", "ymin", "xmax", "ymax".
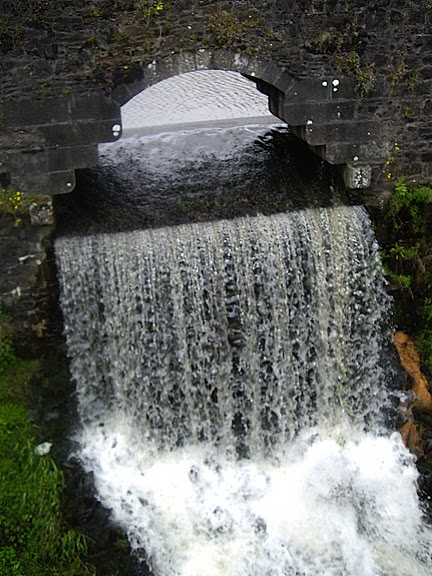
[{"xmin": 380, "ymin": 178, "xmax": 432, "ymax": 373}]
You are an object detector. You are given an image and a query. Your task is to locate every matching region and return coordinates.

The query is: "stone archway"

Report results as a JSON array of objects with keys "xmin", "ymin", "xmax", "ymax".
[
  {"xmin": 111, "ymin": 50, "xmax": 383, "ymax": 189},
  {"xmin": 1, "ymin": 49, "xmax": 387, "ymax": 195}
]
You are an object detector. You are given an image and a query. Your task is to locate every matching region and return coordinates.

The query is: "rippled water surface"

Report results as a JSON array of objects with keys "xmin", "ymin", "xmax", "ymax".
[{"xmin": 121, "ymin": 70, "xmax": 276, "ymax": 131}]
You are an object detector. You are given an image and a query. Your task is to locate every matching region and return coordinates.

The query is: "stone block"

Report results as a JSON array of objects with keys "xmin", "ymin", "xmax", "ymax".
[
  {"xmin": 342, "ymin": 164, "xmax": 372, "ymax": 189},
  {"xmin": 29, "ymin": 198, "xmax": 54, "ymax": 226},
  {"xmin": 258, "ymin": 60, "xmax": 285, "ymax": 88},
  {"xmin": 284, "ymin": 79, "xmax": 332, "ymax": 102},
  {"xmin": 326, "ymin": 77, "xmax": 357, "ymax": 100},
  {"xmin": 5, "ymin": 151, "xmax": 49, "ymax": 173},
  {"xmin": 324, "ymin": 142, "xmax": 388, "ymax": 165},
  {"xmin": 304, "ymin": 121, "xmax": 379, "ymax": 146},
  {"xmin": 69, "ymin": 94, "xmax": 121, "ymax": 122},
  {"xmin": 10, "ymin": 169, "xmax": 76, "ymax": 195},
  {"xmin": 210, "ymin": 50, "xmax": 235, "ymax": 72},
  {"xmin": 48, "ymin": 145, "xmax": 98, "ymax": 172},
  {"xmin": 419, "ymin": 126, "xmax": 432, "ymax": 140},
  {"xmin": 236, "ymin": 55, "xmax": 275, "ymax": 82},
  {"xmin": 39, "ymin": 119, "xmax": 121, "ymax": 147},
  {"xmin": 268, "ymin": 89, "xmax": 285, "ymax": 118},
  {"xmin": 0, "ymin": 98, "xmax": 71, "ymax": 127},
  {"xmin": 279, "ymin": 100, "xmax": 356, "ymax": 125},
  {"xmin": 272, "ymin": 71, "xmax": 296, "ymax": 94},
  {"xmin": 195, "ymin": 49, "xmax": 213, "ymax": 72},
  {"xmin": 113, "ymin": 79, "xmax": 150, "ymax": 107},
  {"xmin": 255, "ymin": 79, "xmax": 272, "ymax": 96},
  {"xmin": 177, "ymin": 51, "xmax": 200, "ymax": 75}
]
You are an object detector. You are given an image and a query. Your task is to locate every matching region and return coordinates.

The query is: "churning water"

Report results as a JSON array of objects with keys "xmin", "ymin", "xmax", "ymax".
[
  {"xmin": 56, "ymin": 207, "xmax": 432, "ymax": 576},
  {"xmin": 55, "ymin": 70, "xmax": 432, "ymax": 576}
]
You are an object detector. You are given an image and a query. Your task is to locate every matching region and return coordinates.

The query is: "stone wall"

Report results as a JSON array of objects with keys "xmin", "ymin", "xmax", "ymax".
[
  {"xmin": 0, "ymin": 1, "xmax": 431, "ymax": 195},
  {"xmin": 0, "ymin": 198, "xmax": 59, "ymax": 353},
  {"xmin": 1, "ymin": 0, "xmax": 432, "ymax": 349}
]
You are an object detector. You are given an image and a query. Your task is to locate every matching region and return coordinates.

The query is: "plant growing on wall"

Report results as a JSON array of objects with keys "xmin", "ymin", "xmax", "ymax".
[
  {"xmin": 381, "ymin": 177, "xmax": 432, "ymax": 373},
  {"xmin": 0, "ymin": 189, "xmax": 51, "ymax": 227},
  {"xmin": 332, "ymin": 51, "xmax": 376, "ymax": 98},
  {"xmin": 0, "ymin": 189, "xmax": 25, "ymax": 226},
  {"xmin": 206, "ymin": 10, "xmax": 265, "ymax": 53}
]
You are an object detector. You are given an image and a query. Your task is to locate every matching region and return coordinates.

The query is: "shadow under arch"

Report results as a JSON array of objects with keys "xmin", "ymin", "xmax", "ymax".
[
  {"xmin": 1, "ymin": 48, "xmax": 384, "ymax": 195},
  {"xmin": 109, "ymin": 49, "xmax": 380, "ymax": 191}
]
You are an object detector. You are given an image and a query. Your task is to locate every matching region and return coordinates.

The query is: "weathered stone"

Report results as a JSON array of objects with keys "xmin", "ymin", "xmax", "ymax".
[
  {"xmin": 303, "ymin": 121, "xmax": 379, "ymax": 147},
  {"xmin": 38, "ymin": 120, "xmax": 121, "ymax": 147},
  {"xmin": 29, "ymin": 198, "xmax": 55, "ymax": 227},
  {"xmin": 10, "ymin": 169, "xmax": 76, "ymax": 196},
  {"xmin": 342, "ymin": 164, "xmax": 372, "ymax": 189},
  {"xmin": 279, "ymin": 101, "xmax": 357, "ymax": 126},
  {"xmin": 393, "ymin": 331, "xmax": 432, "ymax": 413},
  {"xmin": 0, "ymin": 0, "xmax": 430, "ymax": 194}
]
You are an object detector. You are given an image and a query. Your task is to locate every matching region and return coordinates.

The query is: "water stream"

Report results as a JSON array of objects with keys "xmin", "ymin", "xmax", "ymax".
[
  {"xmin": 56, "ymin": 207, "xmax": 432, "ymax": 576},
  {"xmin": 55, "ymin": 71, "xmax": 432, "ymax": 576}
]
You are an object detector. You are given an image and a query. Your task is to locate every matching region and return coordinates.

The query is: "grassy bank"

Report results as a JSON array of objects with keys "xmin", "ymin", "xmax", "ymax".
[{"xmin": 0, "ymin": 306, "xmax": 93, "ymax": 576}]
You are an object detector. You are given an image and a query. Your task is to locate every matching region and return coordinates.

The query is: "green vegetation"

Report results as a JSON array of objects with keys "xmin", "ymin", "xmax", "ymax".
[
  {"xmin": 113, "ymin": 32, "xmax": 131, "ymax": 45},
  {"xmin": 387, "ymin": 178, "xmax": 431, "ymax": 231},
  {"xmin": 306, "ymin": 17, "xmax": 376, "ymax": 99},
  {"xmin": 0, "ymin": 189, "xmax": 51, "ymax": 227},
  {"xmin": 83, "ymin": 35, "xmax": 99, "ymax": 48},
  {"xmin": 0, "ymin": 306, "xmax": 15, "ymax": 376},
  {"xmin": 408, "ymin": 71, "xmax": 421, "ymax": 96},
  {"xmin": 380, "ymin": 178, "xmax": 432, "ymax": 373},
  {"xmin": 403, "ymin": 105, "xmax": 411, "ymax": 120},
  {"xmin": 140, "ymin": 0, "xmax": 164, "ymax": 19},
  {"xmin": 206, "ymin": 10, "xmax": 265, "ymax": 53},
  {"xmin": 136, "ymin": 0, "xmax": 165, "ymax": 33},
  {"xmin": 0, "ymin": 304, "xmax": 93, "ymax": 575},
  {"xmin": 387, "ymin": 59, "xmax": 407, "ymax": 86},
  {"xmin": 36, "ymin": 81, "xmax": 52, "ymax": 97},
  {"xmin": 0, "ymin": 189, "xmax": 29, "ymax": 226},
  {"xmin": 88, "ymin": 8, "xmax": 103, "ymax": 19},
  {"xmin": 333, "ymin": 51, "xmax": 376, "ymax": 98}
]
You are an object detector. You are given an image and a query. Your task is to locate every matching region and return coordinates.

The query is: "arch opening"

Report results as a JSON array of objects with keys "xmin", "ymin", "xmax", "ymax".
[
  {"xmin": 107, "ymin": 51, "xmax": 376, "ymax": 191},
  {"xmin": 119, "ymin": 70, "xmax": 279, "ymax": 136},
  {"xmin": 57, "ymin": 67, "xmax": 347, "ymax": 237}
]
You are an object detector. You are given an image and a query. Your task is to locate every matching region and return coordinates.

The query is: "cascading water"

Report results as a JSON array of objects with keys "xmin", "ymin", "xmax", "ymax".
[{"xmin": 56, "ymin": 206, "xmax": 432, "ymax": 576}]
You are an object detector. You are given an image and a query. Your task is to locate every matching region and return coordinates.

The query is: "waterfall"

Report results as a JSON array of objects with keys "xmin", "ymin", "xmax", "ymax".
[{"xmin": 56, "ymin": 206, "xmax": 432, "ymax": 576}]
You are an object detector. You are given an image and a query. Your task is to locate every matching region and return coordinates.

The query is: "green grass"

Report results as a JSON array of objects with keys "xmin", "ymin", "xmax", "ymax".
[{"xmin": 0, "ymin": 306, "xmax": 93, "ymax": 575}]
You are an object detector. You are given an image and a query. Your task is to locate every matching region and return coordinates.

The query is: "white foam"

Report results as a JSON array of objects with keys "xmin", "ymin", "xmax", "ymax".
[
  {"xmin": 56, "ymin": 208, "xmax": 432, "ymax": 575},
  {"xmin": 77, "ymin": 423, "xmax": 432, "ymax": 576}
]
